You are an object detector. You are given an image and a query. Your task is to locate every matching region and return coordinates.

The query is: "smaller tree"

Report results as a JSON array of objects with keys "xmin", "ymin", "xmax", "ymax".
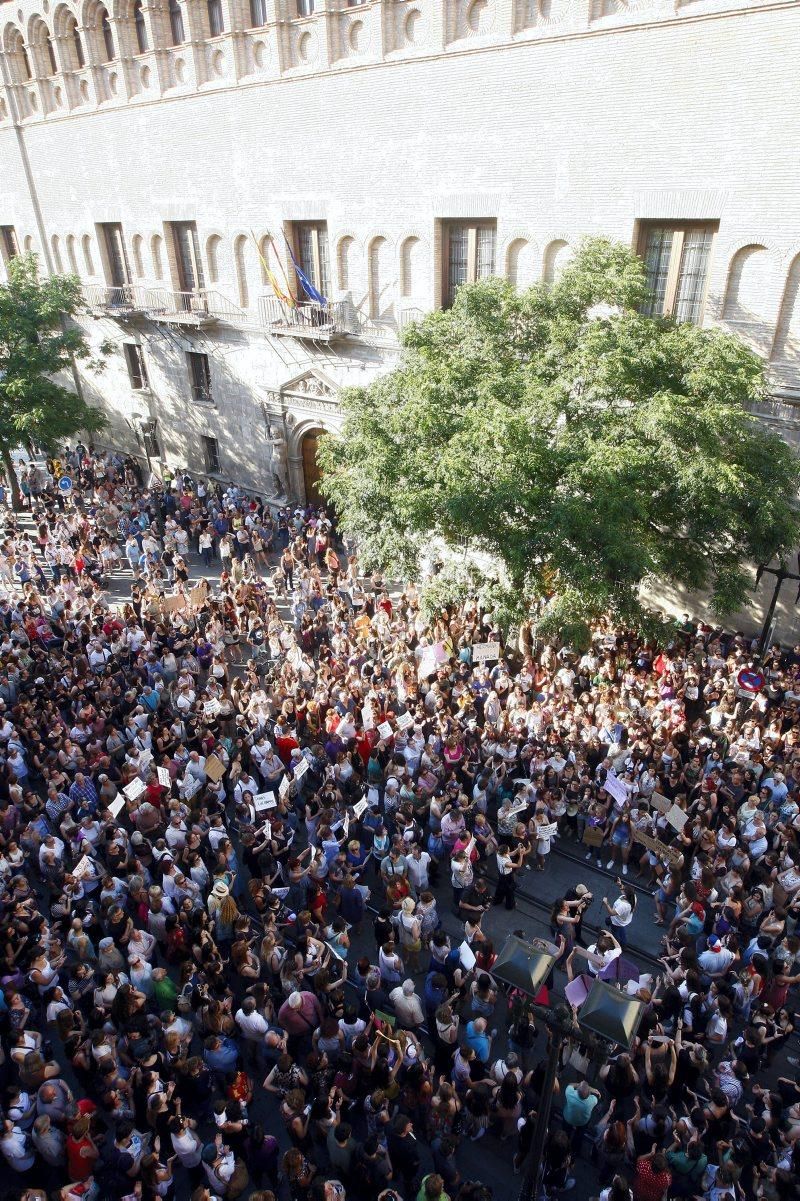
[{"xmin": 0, "ymin": 253, "xmax": 108, "ymax": 507}]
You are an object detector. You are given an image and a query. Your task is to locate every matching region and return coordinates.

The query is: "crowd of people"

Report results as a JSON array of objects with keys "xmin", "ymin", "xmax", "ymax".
[{"xmin": 0, "ymin": 444, "xmax": 799, "ymax": 1201}]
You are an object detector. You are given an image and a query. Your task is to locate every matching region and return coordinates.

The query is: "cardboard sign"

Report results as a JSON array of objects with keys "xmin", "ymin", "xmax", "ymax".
[
  {"xmin": 352, "ymin": 798, "xmax": 368, "ymax": 820},
  {"xmin": 650, "ymin": 793, "xmax": 671, "ymax": 815},
  {"xmin": 583, "ymin": 825, "xmax": 605, "ymax": 847},
  {"xmin": 666, "ymin": 805, "xmax": 688, "ymax": 832},
  {"xmin": 161, "ymin": 594, "xmax": 183, "ymax": 614},
  {"xmin": 377, "ymin": 721, "xmax": 393, "ymax": 740},
  {"xmin": 632, "ymin": 826, "xmax": 683, "ymax": 867},
  {"xmin": 603, "ymin": 772, "xmax": 629, "ymax": 806},
  {"xmin": 396, "ymin": 711, "xmax": 414, "ymax": 731},
  {"xmin": 107, "ymin": 796, "xmax": 126, "ymax": 819},
  {"xmin": 123, "ymin": 777, "xmax": 145, "ymax": 801},
  {"xmin": 537, "ymin": 822, "xmax": 558, "ymax": 839},
  {"xmin": 204, "ymin": 754, "xmax": 226, "ymax": 783},
  {"xmin": 472, "ymin": 642, "xmax": 501, "ymax": 662},
  {"xmin": 157, "ymin": 767, "xmax": 172, "ymax": 789},
  {"xmin": 279, "ymin": 775, "xmax": 291, "ymax": 798},
  {"xmin": 292, "ymin": 757, "xmax": 309, "ymax": 780},
  {"xmin": 189, "ymin": 583, "xmax": 207, "ymax": 609}
]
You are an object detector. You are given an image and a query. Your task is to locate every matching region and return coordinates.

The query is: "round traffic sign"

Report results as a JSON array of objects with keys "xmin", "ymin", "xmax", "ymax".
[
  {"xmin": 58, "ymin": 475, "xmax": 72, "ymax": 493},
  {"xmin": 737, "ymin": 667, "xmax": 765, "ymax": 693}
]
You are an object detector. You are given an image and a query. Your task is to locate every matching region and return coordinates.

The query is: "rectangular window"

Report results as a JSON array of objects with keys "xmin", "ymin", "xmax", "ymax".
[
  {"xmin": 170, "ymin": 221, "xmax": 204, "ymax": 293},
  {"xmin": 296, "ymin": 0, "xmax": 314, "ymax": 14},
  {"xmin": 187, "ymin": 350, "xmax": 212, "ymax": 403},
  {"xmin": 441, "ymin": 220, "xmax": 497, "ymax": 308},
  {"xmin": 207, "ymin": 0, "xmax": 224, "ymax": 35},
  {"xmin": 98, "ymin": 222, "xmax": 130, "ymax": 288},
  {"xmin": 123, "ymin": 343, "xmax": 148, "ymax": 390},
  {"xmin": 637, "ymin": 221, "xmax": 717, "ymax": 325},
  {"xmin": 0, "ymin": 226, "xmax": 19, "ymax": 264},
  {"xmin": 202, "ymin": 435, "xmax": 221, "ymax": 474},
  {"xmin": 291, "ymin": 221, "xmax": 330, "ymax": 300},
  {"xmin": 250, "ymin": 0, "xmax": 267, "ymax": 25}
]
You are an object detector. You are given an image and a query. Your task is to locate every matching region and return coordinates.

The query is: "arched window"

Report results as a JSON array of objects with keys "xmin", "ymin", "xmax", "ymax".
[
  {"xmin": 722, "ymin": 244, "xmax": 770, "ymax": 325},
  {"xmin": 151, "ymin": 233, "xmax": 164, "ymax": 279},
  {"xmin": 250, "ymin": 0, "xmax": 267, "ymax": 25},
  {"xmin": 51, "ymin": 234, "xmax": 64, "ymax": 273},
  {"xmin": 506, "ymin": 238, "xmax": 534, "ymax": 289},
  {"xmin": 29, "ymin": 18, "xmax": 58, "ymax": 76},
  {"xmin": 99, "ymin": 6, "xmax": 114, "ymax": 61},
  {"xmin": 131, "ymin": 234, "xmax": 145, "ymax": 277},
  {"xmin": 368, "ymin": 236, "xmax": 393, "ymax": 321},
  {"xmin": 337, "ymin": 236, "xmax": 355, "ymax": 291},
  {"xmin": 207, "ymin": 0, "xmax": 224, "ymax": 35},
  {"xmin": 543, "ymin": 239, "xmax": 570, "ymax": 284},
  {"xmin": 66, "ymin": 234, "xmax": 79, "ymax": 273},
  {"xmin": 169, "ymin": 0, "xmax": 185, "ymax": 45},
  {"xmin": 773, "ymin": 254, "xmax": 800, "ymax": 364},
  {"xmin": 400, "ymin": 236, "xmax": 422, "ymax": 298},
  {"xmin": 133, "ymin": 0, "xmax": 148, "ymax": 52},
  {"xmin": 82, "ymin": 234, "xmax": 94, "ymax": 274},
  {"xmin": 206, "ymin": 235, "xmax": 221, "ymax": 284},
  {"xmin": 6, "ymin": 28, "xmax": 32, "ymax": 82}
]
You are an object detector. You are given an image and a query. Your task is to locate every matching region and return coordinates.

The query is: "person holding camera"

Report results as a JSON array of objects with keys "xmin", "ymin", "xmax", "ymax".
[{"xmin": 602, "ymin": 880, "xmax": 637, "ymax": 947}]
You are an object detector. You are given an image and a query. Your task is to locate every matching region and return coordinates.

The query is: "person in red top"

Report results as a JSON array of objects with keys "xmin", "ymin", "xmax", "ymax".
[
  {"xmin": 275, "ymin": 719, "xmax": 300, "ymax": 764},
  {"xmin": 632, "ymin": 1151, "xmax": 672, "ymax": 1201}
]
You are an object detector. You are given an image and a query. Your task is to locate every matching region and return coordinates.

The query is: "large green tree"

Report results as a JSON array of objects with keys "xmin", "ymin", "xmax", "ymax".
[
  {"xmin": 320, "ymin": 238, "xmax": 800, "ymax": 643},
  {"xmin": 0, "ymin": 253, "xmax": 108, "ymax": 507}
]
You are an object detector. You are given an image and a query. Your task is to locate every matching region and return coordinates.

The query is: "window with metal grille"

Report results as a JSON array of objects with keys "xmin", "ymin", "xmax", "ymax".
[
  {"xmin": 123, "ymin": 343, "xmax": 148, "ymax": 390},
  {"xmin": 637, "ymin": 221, "xmax": 717, "ymax": 325},
  {"xmin": 0, "ymin": 227, "xmax": 19, "ymax": 264},
  {"xmin": 441, "ymin": 220, "xmax": 497, "ymax": 308},
  {"xmin": 297, "ymin": 0, "xmax": 314, "ymax": 14},
  {"xmin": 169, "ymin": 0, "xmax": 185, "ymax": 45},
  {"xmin": 170, "ymin": 222, "xmax": 205, "ymax": 293},
  {"xmin": 292, "ymin": 222, "xmax": 330, "ymax": 300},
  {"xmin": 188, "ymin": 351, "xmax": 213, "ymax": 403},
  {"xmin": 202, "ymin": 435, "xmax": 221, "ymax": 474},
  {"xmin": 98, "ymin": 222, "xmax": 130, "ymax": 288},
  {"xmin": 207, "ymin": 0, "xmax": 224, "ymax": 36}
]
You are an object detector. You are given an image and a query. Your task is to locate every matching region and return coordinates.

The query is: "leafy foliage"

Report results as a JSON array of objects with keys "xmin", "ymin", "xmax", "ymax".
[
  {"xmin": 320, "ymin": 238, "xmax": 800, "ymax": 641},
  {"xmin": 0, "ymin": 254, "xmax": 107, "ymax": 496}
]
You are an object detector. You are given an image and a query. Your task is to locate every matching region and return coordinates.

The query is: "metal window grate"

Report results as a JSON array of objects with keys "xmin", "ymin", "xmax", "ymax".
[
  {"xmin": 641, "ymin": 227, "xmax": 673, "ymax": 318},
  {"xmin": 447, "ymin": 224, "xmax": 469, "ymax": 307},
  {"xmin": 674, "ymin": 228, "xmax": 713, "ymax": 325}
]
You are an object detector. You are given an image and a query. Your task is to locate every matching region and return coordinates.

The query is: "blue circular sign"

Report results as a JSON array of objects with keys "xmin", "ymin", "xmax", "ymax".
[{"xmin": 58, "ymin": 475, "xmax": 72, "ymax": 493}]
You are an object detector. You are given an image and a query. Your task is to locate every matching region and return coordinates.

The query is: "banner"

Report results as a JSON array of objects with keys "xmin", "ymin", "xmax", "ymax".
[{"xmin": 632, "ymin": 826, "xmax": 683, "ymax": 867}]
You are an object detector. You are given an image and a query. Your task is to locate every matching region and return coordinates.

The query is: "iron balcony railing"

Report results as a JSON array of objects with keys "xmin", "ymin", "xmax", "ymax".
[
  {"xmin": 83, "ymin": 283, "xmax": 143, "ymax": 311},
  {"xmin": 83, "ymin": 284, "xmax": 249, "ymax": 325},
  {"xmin": 258, "ymin": 295, "xmax": 354, "ymax": 339}
]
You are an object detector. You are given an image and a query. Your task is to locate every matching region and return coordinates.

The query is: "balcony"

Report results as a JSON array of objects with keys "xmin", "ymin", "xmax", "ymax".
[
  {"xmin": 84, "ymin": 284, "xmax": 146, "ymax": 318},
  {"xmin": 259, "ymin": 295, "xmax": 352, "ymax": 342},
  {"xmin": 143, "ymin": 289, "xmax": 226, "ymax": 327}
]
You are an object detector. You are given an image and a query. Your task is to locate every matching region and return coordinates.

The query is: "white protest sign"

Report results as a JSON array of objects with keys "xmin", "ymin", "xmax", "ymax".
[
  {"xmin": 182, "ymin": 774, "xmax": 202, "ymax": 799},
  {"xmin": 361, "ymin": 705, "xmax": 374, "ymax": 732},
  {"xmin": 139, "ymin": 749, "xmax": 153, "ymax": 769},
  {"xmin": 353, "ymin": 798, "xmax": 368, "ymax": 819},
  {"xmin": 107, "ymin": 796, "xmax": 126, "ymax": 819},
  {"xmin": 343, "ymin": 814, "xmax": 350, "ymax": 839},
  {"xmin": 396, "ymin": 711, "xmax": 414, "ymax": 731},
  {"xmin": 537, "ymin": 822, "xmax": 558, "ymax": 839},
  {"xmin": 377, "ymin": 721, "xmax": 393, "ymax": 740},
  {"xmin": 507, "ymin": 801, "xmax": 530, "ymax": 818},
  {"xmin": 157, "ymin": 767, "xmax": 172, "ymax": 789},
  {"xmin": 292, "ymin": 757, "xmax": 309, "ymax": 780},
  {"xmin": 72, "ymin": 854, "xmax": 95, "ymax": 880},
  {"xmin": 472, "ymin": 642, "xmax": 501, "ymax": 663},
  {"xmin": 279, "ymin": 775, "xmax": 291, "ymax": 799},
  {"xmin": 203, "ymin": 699, "xmax": 220, "ymax": 718},
  {"xmin": 603, "ymin": 772, "xmax": 629, "ymax": 806},
  {"xmin": 262, "ymin": 821, "xmax": 272, "ymax": 841},
  {"xmin": 254, "ymin": 792, "xmax": 277, "ymax": 812},
  {"xmin": 123, "ymin": 777, "xmax": 145, "ymax": 801}
]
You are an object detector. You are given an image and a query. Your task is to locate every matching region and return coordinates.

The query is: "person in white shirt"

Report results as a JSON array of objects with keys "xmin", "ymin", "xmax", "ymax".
[
  {"xmin": 601, "ymin": 881, "xmax": 636, "ymax": 947},
  {"xmin": 406, "ymin": 845, "xmax": 431, "ymax": 894},
  {"xmin": 389, "ymin": 979, "xmax": 425, "ymax": 1028}
]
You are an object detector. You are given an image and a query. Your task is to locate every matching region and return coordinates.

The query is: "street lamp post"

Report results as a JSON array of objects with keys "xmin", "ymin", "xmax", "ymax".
[{"xmin": 754, "ymin": 555, "xmax": 800, "ymax": 657}]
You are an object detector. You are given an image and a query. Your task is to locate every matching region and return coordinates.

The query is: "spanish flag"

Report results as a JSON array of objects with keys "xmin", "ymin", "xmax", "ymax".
[{"xmin": 252, "ymin": 230, "xmax": 295, "ymax": 309}]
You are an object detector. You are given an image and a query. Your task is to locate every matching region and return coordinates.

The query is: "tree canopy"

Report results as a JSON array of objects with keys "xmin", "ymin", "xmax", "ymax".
[
  {"xmin": 319, "ymin": 238, "xmax": 800, "ymax": 643},
  {"xmin": 0, "ymin": 253, "xmax": 107, "ymax": 504}
]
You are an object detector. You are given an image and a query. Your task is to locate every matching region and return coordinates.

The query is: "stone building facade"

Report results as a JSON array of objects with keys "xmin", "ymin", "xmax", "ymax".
[{"xmin": 1, "ymin": 0, "xmax": 800, "ymax": 628}]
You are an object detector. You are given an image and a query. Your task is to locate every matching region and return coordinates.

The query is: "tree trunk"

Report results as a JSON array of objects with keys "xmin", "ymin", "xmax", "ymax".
[{"xmin": 0, "ymin": 440, "xmax": 22, "ymax": 511}]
